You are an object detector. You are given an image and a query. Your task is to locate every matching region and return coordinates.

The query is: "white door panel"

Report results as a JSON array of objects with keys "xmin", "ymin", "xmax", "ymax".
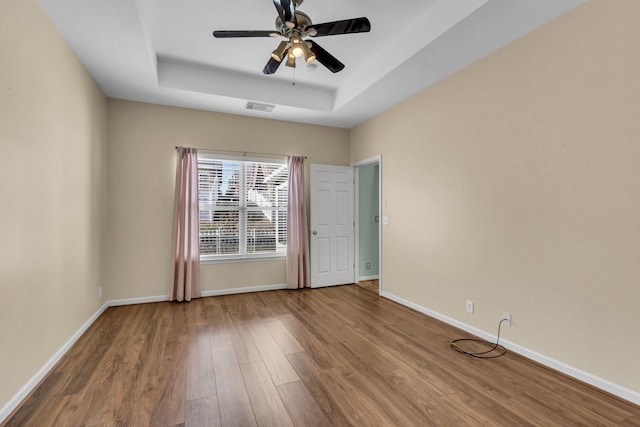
[{"xmin": 310, "ymin": 164, "xmax": 355, "ymax": 288}]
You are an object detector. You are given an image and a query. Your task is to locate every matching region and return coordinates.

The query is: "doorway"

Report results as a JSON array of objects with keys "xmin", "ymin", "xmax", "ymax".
[
  {"xmin": 354, "ymin": 156, "xmax": 382, "ymax": 294},
  {"xmin": 308, "ymin": 158, "xmax": 382, "ymax": 291}
]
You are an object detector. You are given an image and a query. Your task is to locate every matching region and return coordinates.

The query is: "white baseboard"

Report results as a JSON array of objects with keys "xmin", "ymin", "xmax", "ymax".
[
  {"xmin": 0, "ymin": 301, "xmax": 109, "ymax": 423},
  {"xmin": 358, "ymin": 275, "xmax": 379, "ymax": 281},
  {"xmin": 0, "ymin": 282, "xmax": 290, "ymax": 424},
  {"xmin": 109, "ymin": 284, "xmax": 289, "ymax": 305},
  {"xmin": 201, "ymin": 283, "xmax": 288, "ymax": 297},
  {"xmin": 108, "ymin": 294, "xmax": 169, "ymax": 306},
  {"xmin": 381, "ymin": 290, "xmax": 640, "ymax": 406}
]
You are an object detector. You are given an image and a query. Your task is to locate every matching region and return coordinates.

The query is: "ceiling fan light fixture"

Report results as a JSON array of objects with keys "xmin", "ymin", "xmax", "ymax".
[
  {"xmin": 290, "ymin": 37, "xmax": 304, "ymax": 58},
  {"xmin": 302, "ymin": 41, "xmax": 316, "ymax": 64},
  {"xmin": 271, "ymin": 41, "xmax": 288, "ymax": 62},
  {"xmin": 286, "ymin": 51, "xmax": 296, "ymax": 68}
]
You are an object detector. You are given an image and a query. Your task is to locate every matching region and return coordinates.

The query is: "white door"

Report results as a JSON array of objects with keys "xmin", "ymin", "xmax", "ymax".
[{"xmin": 310, "ymin": 164, "xmax": 355, "ymax": 288}]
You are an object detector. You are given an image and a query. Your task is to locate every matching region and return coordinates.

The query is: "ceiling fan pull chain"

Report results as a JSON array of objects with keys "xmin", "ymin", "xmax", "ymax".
[{"xmin": 292, "ymin": 67, "xmax": 296, "ymax": 86}]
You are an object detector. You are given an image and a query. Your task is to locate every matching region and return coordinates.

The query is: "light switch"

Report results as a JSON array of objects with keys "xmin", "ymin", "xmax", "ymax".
[{"xmin": 383, "ymin": 216, "xmax": 389, "ymax": 225}]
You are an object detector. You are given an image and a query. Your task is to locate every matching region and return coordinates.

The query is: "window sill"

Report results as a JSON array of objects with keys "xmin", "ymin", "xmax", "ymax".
[{"xmin": 200, "ymin": 254, "xmax": 286, "ymax": 264}]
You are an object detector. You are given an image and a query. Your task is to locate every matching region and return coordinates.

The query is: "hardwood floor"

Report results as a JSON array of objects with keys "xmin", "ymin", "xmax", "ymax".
[
  {"xmin": 354, "ymin": 279, "xmax": 379, "ymax": 294},
  {"xmin": 4, "ymin": 285, "xmax": 640, "ymax": 426}
]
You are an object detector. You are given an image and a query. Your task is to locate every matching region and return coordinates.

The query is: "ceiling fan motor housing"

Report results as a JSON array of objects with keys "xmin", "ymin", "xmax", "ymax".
[{"xmin": 275, "ymin": 11, "xmax": 312, "ymax": 35}]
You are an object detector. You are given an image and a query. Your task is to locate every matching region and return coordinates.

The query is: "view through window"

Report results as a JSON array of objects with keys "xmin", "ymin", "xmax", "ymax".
[{"xmin": 198, "ymin": 155, "xmax": 288, "ymax": 260}]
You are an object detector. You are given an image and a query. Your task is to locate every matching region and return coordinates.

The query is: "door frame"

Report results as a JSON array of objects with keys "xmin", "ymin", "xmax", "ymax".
[{"xmin": 352, "ymin": 155, "xmax": 382, "ymax": 295}]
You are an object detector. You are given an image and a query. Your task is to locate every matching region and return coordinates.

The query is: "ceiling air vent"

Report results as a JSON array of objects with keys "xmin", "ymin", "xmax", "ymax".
[{"xmin": 246, "ymin": 101, "xmax": 275, "ymax": 112}]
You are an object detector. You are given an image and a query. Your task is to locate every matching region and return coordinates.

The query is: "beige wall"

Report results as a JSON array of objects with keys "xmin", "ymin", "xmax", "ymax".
[
  {"xmin": 105, "ymin": 100, "xmax": 349, "ymax": 300},
  {"xmin": 0, "ymin": 0, "xmax": 108, "ymax": 410},
  {"xmin": 351, "ymin": 0, "xmax": 640, "ymax": 393}
]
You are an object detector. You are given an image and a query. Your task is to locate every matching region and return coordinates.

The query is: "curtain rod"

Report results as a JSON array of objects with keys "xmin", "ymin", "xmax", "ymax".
[{"xmin": 175, "ymin": 146, "xmax": 307, "ymax": 159}]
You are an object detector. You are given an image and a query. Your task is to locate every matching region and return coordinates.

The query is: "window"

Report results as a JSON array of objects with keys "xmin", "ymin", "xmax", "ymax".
[{"xmin": 198, "ymin": 154, "xmax": 288, "ymax": 261}]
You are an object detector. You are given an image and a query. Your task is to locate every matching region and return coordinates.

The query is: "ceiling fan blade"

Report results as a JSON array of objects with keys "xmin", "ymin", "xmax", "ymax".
[
  {"xmin": 213, "ymin": 30, "xmax": 277, "ymax": 38},
  {"xmin": 308, "ymin": 17, "xmax": 371, "ymax": 37},
  {"xmin": 272, "ymin": 0, "xmax": 296, "ymax": 25},
  {"xmin": 308, "ymin": 40, "xmax": 345, "ymax": 73},
  {"xmin": 263, "ymin": 56, "xmax": 284, "ymax": 75}
]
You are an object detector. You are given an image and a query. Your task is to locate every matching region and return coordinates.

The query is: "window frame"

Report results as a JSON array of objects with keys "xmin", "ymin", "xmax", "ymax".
[{"xmin": 197, "ymin": 153, "xmax": 288, "ymax": 263}]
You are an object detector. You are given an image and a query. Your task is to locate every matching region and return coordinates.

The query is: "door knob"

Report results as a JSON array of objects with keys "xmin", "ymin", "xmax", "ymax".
[{"xmin": 312, "ymin": 231, "xmax": 318, "ymax": 235}]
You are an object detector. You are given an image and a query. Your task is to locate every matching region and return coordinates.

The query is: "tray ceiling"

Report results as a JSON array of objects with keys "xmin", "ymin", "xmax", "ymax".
[{"xmin": 39, "ymin": 0, "xmax": 585, "ymax": 128}]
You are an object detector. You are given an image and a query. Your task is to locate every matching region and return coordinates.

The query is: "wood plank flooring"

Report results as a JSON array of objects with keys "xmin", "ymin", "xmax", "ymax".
[
  {"xmin": 4, "ymin": 285, "xmax": 640, "ymax": 426},
  {"xmin": 355, "ymin": 279, "xmax": 379, "ymax": 294}
]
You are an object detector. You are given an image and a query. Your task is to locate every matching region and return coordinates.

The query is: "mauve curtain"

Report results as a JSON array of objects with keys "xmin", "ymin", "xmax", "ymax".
[
  {"xmin": 170, "ymin": 147, "xmax": 201, "ymax": 302},
  {"xmin": 286, "ymin": 156, "xmax": 311, "ymax": 289}
]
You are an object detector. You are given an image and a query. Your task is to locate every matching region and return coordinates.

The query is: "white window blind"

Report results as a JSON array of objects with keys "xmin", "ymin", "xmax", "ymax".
[{"xmin": 198, "ymin": 155, "xmax": 288, "ymax": 260}]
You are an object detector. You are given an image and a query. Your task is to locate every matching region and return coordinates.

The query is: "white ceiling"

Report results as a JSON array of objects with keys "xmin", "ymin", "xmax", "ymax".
[{"xmin": 39, "ymin": 0, "xmax": 585, "ymax": 128}]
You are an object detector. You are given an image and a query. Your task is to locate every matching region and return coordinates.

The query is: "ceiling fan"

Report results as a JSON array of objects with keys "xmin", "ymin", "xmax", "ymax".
[{"xmin": 213, "ymin": 0, "xmax": 371, "ymax": 75}]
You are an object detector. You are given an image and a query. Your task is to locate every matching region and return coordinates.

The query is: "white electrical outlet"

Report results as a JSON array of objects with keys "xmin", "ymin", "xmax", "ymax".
[
  {"xmin": 98, "ymin": 286, "xmax": 102, "ymax": 299},
  {"xmin": 466, "ymin": 300, "xmax": 474, "ymax": 314},
  {"xmin": 502, "ymin": 311, "xmax": 511, "ymax": 327}
]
